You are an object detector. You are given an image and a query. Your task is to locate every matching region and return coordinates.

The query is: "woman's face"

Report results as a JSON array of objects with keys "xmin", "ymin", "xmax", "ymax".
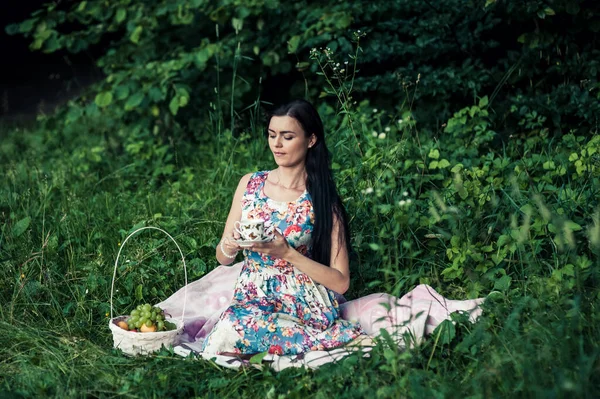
[{"xmin": 268, "ymin": 116, "xmax": 316, "ymax": 168}]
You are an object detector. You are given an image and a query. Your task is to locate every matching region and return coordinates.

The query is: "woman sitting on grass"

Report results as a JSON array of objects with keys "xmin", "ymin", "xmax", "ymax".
[{"xmin": 202, "ymin": 99, "xmax": 370, "ymax": 356}]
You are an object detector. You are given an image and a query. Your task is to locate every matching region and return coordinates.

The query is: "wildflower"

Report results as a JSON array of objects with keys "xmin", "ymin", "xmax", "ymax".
[
  {"xmin": 372, "ymin": 131, "xmax": 378, "ymax": 137},
  {"xmin": 385, "ymin": 127, "xmax": 390, "ymax": 132},
  {"xmin": 398, "ymin": 119, "xmax": 404, "ymax": 124},
  {"xmin": 105, "ymin": 312, "xmax": 109, "ymax": 317},
  {"xmin": 403, "ymin": 191, "xmax": 408, "ymax": 196},
  {"xmin": 399, "ymin": 200, "xmax": 406, "ymax": 206},
  {"xmin": 373, "ymin": 108, "xmax": 378, "ymax": 113},
  {"xmin": 85, "ymin": 289, "xmax": 89, "ymax": 294},
  {"xmin": 344, "ymin": 61, "xmax": 349, "ymax": 64},
  {"xmin": 363, "ymin": 187, "xmax": 374, "ymax": 194},
  {"xmin": 407, "ymin": 199, "xmax": 412, "ymax": 204},
  {"xmin": 20, "ymin": 273, "xmax": 25, "ymax": 279},
  {"xmin": 378, "ymin": 133, "xmax": 386, "ymax": 139},
  {"xmin": 339, "ymin": 69, "xmax": 345, "ymax": 73},
  {"xmin": 118, "ymin": 242, "xmax": 121, "ymax": 246}
]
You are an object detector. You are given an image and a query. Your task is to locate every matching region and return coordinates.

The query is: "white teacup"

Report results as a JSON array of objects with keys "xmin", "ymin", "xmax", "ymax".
[{"xmin": 234, "ymin": 219, "xmax": 267, "ymax": 241}]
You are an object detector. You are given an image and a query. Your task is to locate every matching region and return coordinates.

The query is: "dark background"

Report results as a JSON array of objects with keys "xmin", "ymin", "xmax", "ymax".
[{"xmin": 1, "ymin": 1, "xmax": 102, "ymax": 120}]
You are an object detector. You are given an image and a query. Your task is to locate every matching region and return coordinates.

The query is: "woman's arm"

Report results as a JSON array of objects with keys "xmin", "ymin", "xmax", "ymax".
[
  {"xmin": 249, "ymin": 214, "xmax": 350, "ymax": 294},
  {"xmin": 215, "ymin": 173, "xmax": 252, "ymax": 265}
]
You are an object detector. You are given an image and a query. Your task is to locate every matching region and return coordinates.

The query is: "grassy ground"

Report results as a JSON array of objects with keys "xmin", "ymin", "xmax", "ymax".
[{"xmin": 0, "ymin": 117, "xmax": 599, "ymax": 398}]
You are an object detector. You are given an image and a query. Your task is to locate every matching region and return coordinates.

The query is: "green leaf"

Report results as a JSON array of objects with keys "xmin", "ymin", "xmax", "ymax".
[
  {"xmin": 116, "ymin": 8, "xmax": 127, "ymax": 23},
  {"xmin": 497, "ymin": 234, "xmax": 510, "ymax": 248},
  {"xmin": 435, "ymin": 320, "xmax": 456, "ymax": 345},
  {"xmin": 232, "ymin": 17, "xmax": 243, "ymax": 33},
  {"xmin": 94, "ymin": 91, "xmax": 113, "ymax": 108},
  {"xmin": 5, "ymin": 23, "xmax": 19, "ymax": 36},
  {"xmin": 368, "ymin": 243, "xmax": 380, "ymax": 251},
  {"xmin": 125, "ymin": 92, "xmax": 144, "ymax": 111},
  {"xmin": 130, "ymin": 26, "xmax": 143, "ymax": 44},
  {"xmin": 428, "ymin": 148, "xmax": 440, "ymax": 159},
  {"xmin": 287, "ymin": 35, "xmax": 301, "ymax": 54},
  {"xmin": 437, "ymin": 159, "xmax": 450, "ymax": 169},
  {"xmin": 19, "ymin": 19, "xmax": 37, "ymax": 33},
  {"xmin": 135, "ymin": 284, "xmax": 143, "ymax": 301},
  {"xmin": 493, "ymin": 275, "xmax": 512, "ymax": 291},
  {"xmin": 178, "ymin": 88, "xmax": 190, "ymax": 107},
  {"xmin": 335, "ymin": 13, "xmax": 352, "ymax": 29},
  {"xmin": 450, "ymin": 163, "xmax": 464, "ymax": 173},
  {"xmin": 169, "ymin": 96, "xmax": 180, "ymax": 115},
  {"xmin": 249, "ymin": 351, "xmax": 269, "ymax": 364},
  {"xmin": 564, "ymin": 220, "xmax": 582, "ymax": 231},
  {"xmin": 568, "ymin": 153, "xmax": 578, "ymax": 162},
  {"xmin": 12, "ymin": 217, "xmax": 31, "ymax": 237},
  {"xmin": 479, "ymin": 96, "xmax": 489, "ymax": 107},
  {"xmin": 115, "ymin": 85, "xmax": 130, "ymax": 100}
]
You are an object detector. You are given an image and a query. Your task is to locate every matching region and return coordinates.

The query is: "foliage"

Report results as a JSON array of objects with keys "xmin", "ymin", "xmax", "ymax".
[{"xmin": 5, "ymin": 0, "xmax": 600, "ymax": 158}]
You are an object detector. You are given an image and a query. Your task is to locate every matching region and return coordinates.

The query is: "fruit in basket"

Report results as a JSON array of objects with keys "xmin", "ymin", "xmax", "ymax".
[
  {"xmin": 125, "ymin": 303, "xmax": 174, "ymax": 332},
  {"xmin": 117, "ymin": 321, "xmax": 129, "ymax": 330},
  {"xmin": 140, "ymin": 323, "xmax": 157, "ymax": 333}
]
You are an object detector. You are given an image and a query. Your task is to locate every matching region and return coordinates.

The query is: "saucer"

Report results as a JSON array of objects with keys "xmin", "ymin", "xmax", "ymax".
[{"xmin": 234, "ymin": 237, "xmax": 273, "ymax": 247}]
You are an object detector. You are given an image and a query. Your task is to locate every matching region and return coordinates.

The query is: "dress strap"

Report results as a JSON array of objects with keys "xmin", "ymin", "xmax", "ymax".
[{"xmin": 242, "ymin": 171, "xmax": 269, "ymax": 204}]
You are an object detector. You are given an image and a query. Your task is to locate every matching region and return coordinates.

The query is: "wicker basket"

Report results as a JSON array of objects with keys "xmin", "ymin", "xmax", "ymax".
[{"xmin": 108, "ymin": 227, "xmax": 188, "ymax": 356}]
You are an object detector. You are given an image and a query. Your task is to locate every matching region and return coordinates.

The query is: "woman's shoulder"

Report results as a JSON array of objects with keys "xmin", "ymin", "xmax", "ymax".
[
  {"xmin": 240, "ymin": 170, "xmax": 269, "ymax": 183},
  {"xmin": 237, "ymin": 171, "xmax": 269, "ymax": 194}
]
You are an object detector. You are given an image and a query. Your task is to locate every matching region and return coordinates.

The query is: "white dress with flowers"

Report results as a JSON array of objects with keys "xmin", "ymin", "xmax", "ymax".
[{"xmin": 201, "ymin": 171, "xmax": 364, "ymax": 355}]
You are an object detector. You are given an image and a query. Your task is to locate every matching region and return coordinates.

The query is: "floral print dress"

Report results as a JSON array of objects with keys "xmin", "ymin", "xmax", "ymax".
[{"xmin": 202, "ymin": 171, "xmax": 364, "ymax": 355}]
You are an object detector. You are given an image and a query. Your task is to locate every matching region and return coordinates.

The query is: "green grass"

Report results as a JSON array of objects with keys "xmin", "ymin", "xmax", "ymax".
[{"xmin": 1, "ymin": 117, "xmax": 599, "ymax": 398}]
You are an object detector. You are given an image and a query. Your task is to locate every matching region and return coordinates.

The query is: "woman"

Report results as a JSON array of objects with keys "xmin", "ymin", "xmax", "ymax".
[{"xmin": 202, "ymin": 99, "xmax": 368, "ymax": 356}]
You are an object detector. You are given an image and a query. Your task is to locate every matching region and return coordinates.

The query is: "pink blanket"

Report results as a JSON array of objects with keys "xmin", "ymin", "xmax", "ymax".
[{"xmin": 157, "ymin": 262, "xmax": 484, "ymax": 370}]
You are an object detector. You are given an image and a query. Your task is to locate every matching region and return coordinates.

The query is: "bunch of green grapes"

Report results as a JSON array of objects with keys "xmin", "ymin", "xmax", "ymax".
[{"xmin": 126, "ymin": 304, "xmax": 174, "ymax": 332}]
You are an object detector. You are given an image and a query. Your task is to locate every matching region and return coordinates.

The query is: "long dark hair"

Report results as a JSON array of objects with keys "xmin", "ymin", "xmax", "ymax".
[{"xmin": 269, "ymin": 99, "xmax": 351, "ymax": 266}]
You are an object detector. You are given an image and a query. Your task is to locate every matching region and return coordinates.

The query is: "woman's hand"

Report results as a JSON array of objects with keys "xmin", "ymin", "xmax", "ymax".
[
  {"xmin": 249, "ymin": 230, "xmax": 292, "ymax": 259},
  {"xmin": 222, "ymin": 231, "xmax": 243, "ymax": 256}
]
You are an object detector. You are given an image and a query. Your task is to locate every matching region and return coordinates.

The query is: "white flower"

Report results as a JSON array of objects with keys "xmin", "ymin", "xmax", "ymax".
[
  {"xmin": 398, "ymin": 119, "xmax": 403, "ymax": 124},
  {"xmin": 372, "ymin": 131, "xmax": 378, "ymax": 137},
  {"xmin": 406, "ymin": 199, "xmax": 412, "ymax": 204},
  {"xmin": 344, "ymin": 61, "xmax": 349, "ymax": 64},
  {"xmin": 403, "ymin": 191, "xmax": 408, "ymax": 196},
  {"xmin": 339, "ymin": 69, "xmax": 345, "ymax": 73},
  {"xmin": 399, "ymin": 200, "xmax": 406, "ymax": 206},
  {"xmin": 364, "ymin": 187, "xmax": 374, "ymax": 194},
  {"xmin": 385, "ymin": 127, "xmax": 390, "ymax": 132},
  {"xmin": 373, "ymin": 108, "xmax": 378, "ymax": 113},
  {"xmin": 378, "ymin": 133, "xmax": 386, "ymax": 139},
  {"xmin": 85, "ymin": 289, "xmax": 89, "ymax": 294}
]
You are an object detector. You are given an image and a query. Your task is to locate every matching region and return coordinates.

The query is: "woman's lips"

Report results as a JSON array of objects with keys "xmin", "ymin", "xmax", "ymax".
[{"xmin": 274, "ymin": 152, "xmax": 285, "ymax": 156}]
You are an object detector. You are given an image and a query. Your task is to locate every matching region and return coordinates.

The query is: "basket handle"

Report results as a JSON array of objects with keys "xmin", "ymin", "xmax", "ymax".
[{"xmin": 110, "ymin": 226, "xmax": 188, "ymax": 322}]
